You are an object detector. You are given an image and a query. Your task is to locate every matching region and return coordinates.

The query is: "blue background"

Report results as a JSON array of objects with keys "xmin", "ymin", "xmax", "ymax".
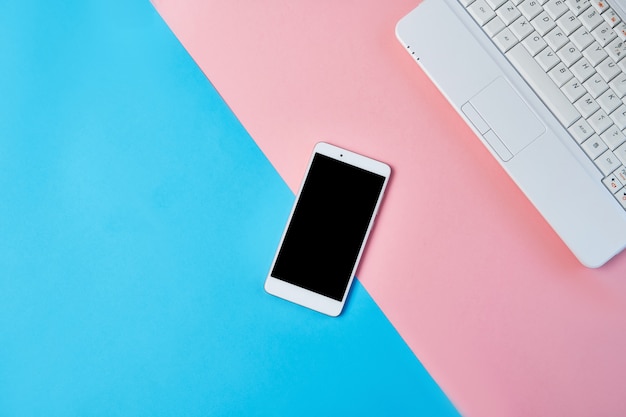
[{"xmin": 0, "ymin": 1, "xmax": 458, "ymax": 415}]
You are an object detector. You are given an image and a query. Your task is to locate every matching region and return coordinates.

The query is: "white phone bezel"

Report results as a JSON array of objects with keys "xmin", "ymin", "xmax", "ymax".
[{"xmin": 264, "ymin": 142, "xmax": 391, "ymax": 317}]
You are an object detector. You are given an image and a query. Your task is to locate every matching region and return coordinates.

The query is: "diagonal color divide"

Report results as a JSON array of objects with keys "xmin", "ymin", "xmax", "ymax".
[
  {"xmin": 151, "ymin": 0, "xmax": 626, "ymax": 416},
  {"xmin": 0, "ymin": 0, "xmax": 458, "ymax": 415}
]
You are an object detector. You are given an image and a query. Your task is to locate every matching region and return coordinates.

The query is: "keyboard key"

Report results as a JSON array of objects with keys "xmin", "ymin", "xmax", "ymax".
[
  {"xmin": 519, "ymin": 0, "xmax": 543, "ymax": 20},
  {"xmin": 558, "ymin": 10, "xmax": 583, "ymax": 35},
  {"xmin": 485, "ymin": 16, "xmax": 507, "ymax": 36},
  {"xmin": 597, "ymin": 88, "xmax": 622, "ymax": 113},
  {"xmin": 603, "ymin": 173, "xmax": 624, "ymax": 193},
  {"xmin": 563, "ymin": 77, "xmax": 587, "ymax": 101},
  {"xmin": 487, "ymin": 0, "xmax": 508, "ymax": 8},
  {"xmin": 507, "ymin": 43, "xmax": 581, "ymax": 126},
  {"xmin": 511, "ymin": 15, "xmax": 535, "ymax": 39},
  {"xmin": 595, "ymin": 149, "xmax": 621, "ymax": 175},
  {"xmin": 592, "ymin": 21, "xmax": 617, "ymax": 46},
  {"xmin": 557, "ymin": 42, "xmax": 583, "ymax": 65},
  {"xmin": 494, "ymin": 27, "xmax": 520, "ymax": 51},
  {"xmin": 580, "ymin": 7, "xmax": 604, "ymax": 30},
  {"xmin": 610, "ymin": 104, "xmax": 626, "ymax": 129},
  {"xmin": 566, "ymin": 0, "xmax": 592, "ymax": 17},
  {"xmin": 574, "ymin": 92, "xmax": 600, "ymax": 117},
  {"xmin": 588, "ymin": 108, "xmax": 612, "ymax": 133},
  {"xmin": 569, "ymin": 117, "xmax": 595, "ymax": 142},
  {"xmin": 615, "ymin": 22, "xmax": 626, "ymax": 40},
  {"xmin": 582, "ymin": 41, "xmax": 608, "ymax": 66},
  {"xmin": 603, "ymin": 9, "xmax": 621, "ymax": 28},
  {"xmin": 571, "ymin": 25, "xmax": 595, "ymax": 49},
  {"xmin": 582, "ymin": 134, "xmax": 608, "ymax": 159},
  {"xmin": 597, "ymin": 57, "xmax": 620, "ymax": 80},
  {"xmin": 523, "ymin": 31, "xmax": 549, "ymax": 55},
  {"xmin": 549, "ymin": 61, "xmax": 575, "ymax": 86},
  {"xmin": 607, "ymin": 36, "xmax": 626, "ymax": 61},
  {"xmin": 571, "ymin": 57, "xmax": 596, "ymax": 81},
  {"xmin": 497, "ymin": 1, "xmax": 522, "ymax": 25},
  {"xmin": 545, "ymin": 0, "xmax": 570, "ymax": 20},
  {"xmin": 536, "ymin": 46, "xmax": 560, "ymax": 70},
  {"xmin": 600, "ymin": 124, "xmax": 626, "ymax": 149},
  {"xmin": 618, "ymin": 58, "xmax": 626, "ymax": 73},
  {"xmin": 590, "ymin": 1, "xmax": 609, "ymax": 14},
  {"xmin": 546, "ymin": 26, "xmax": 570, "ymax": 50},
  {"xmin": 468, "ymin": 0, "xmax": 497, "ymax": 25},
  {"xmin": 616, "ymin": 142, "xmax": 626, "ymax": 164},
  {"xmin": 583, "ymin": 72, "xmax": 609, "ymax": 97},
  {"xmin": 609, "ymin": 72, "xmax": 626, "ymax": 97},
  {"xmin": 614, "ymin": 166, "xmax": 626, "ymax": 182},
  {"xmin": 532, "ymin": 11, "xmax": 557, "ymax": 36}
]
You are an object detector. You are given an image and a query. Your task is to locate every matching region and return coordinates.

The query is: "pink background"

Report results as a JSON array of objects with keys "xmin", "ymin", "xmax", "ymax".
[{"xmin": 152, "ymin": 0, "xmax": 626, "ymax": 415}]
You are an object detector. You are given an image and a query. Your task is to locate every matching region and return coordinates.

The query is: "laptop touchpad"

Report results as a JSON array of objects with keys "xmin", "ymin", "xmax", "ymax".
[{"xmin": 469, "ymin": 78, "xmax": 545, "ymax": 156}]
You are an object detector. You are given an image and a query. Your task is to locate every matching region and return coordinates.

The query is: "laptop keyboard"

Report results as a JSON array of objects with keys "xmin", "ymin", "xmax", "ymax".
[{"xmin": 461, "ymin": 0, "xmax": 626, "ymax": 209}]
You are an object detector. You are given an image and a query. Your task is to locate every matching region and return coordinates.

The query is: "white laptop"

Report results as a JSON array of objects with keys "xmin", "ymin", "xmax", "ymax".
[{"xmin": 397, "ymin": 0, "xmax": 626, "ymax": 267}]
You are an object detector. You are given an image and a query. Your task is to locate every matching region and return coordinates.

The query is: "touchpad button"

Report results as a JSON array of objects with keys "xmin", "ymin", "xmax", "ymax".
[{"xmin": 470, "ymin": 78, "xmax": 545, "ymax": 155}]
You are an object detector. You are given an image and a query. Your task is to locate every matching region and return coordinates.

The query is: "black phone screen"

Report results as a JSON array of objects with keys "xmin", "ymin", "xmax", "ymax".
[{"xmin": 271, "ymin": 153, "xmax": 386, "ymax": 301}]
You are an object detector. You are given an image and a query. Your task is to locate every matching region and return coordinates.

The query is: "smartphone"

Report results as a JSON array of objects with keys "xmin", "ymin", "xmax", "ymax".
[{"xmin": 264, "ymin": 142, "xmax": 391, "ymax": 316}]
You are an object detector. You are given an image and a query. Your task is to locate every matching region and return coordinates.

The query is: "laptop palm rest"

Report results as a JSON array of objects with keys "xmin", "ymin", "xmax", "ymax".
[{"xmin": 462, "ymin": 78, "xmax": 545, "ymax": 161}]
